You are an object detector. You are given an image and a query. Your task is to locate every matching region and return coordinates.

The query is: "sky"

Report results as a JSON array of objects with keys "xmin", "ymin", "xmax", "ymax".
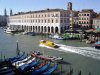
[{"xmin": 0, "ymin": 0, "xmax": 100, "ymax": 15}]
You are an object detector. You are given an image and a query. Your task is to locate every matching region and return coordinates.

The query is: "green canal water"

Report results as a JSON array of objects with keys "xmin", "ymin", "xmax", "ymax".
[{"xmin": 0, "ymin": 28, "xmax": 100, "ymax": 75}]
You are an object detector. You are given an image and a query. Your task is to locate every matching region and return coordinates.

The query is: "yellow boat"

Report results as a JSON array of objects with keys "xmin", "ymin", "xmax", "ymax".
[{"xmin": 40, "ymin": 40, "xmax": 59, "ymax": 48}]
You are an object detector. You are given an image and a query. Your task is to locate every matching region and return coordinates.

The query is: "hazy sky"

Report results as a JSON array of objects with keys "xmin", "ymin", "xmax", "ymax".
[{"xmin": 0, "ymin": 0, "xmax": 100, "ymax": 15}]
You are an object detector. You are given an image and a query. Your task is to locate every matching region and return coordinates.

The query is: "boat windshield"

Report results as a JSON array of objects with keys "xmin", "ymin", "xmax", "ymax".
[
  {"xmin": 52, "ymin": 43, "xmax": 54, "ymax": 45},
  {"xmin": 43, "ymin": 40, "xmax": 46, "ymax": 43}
]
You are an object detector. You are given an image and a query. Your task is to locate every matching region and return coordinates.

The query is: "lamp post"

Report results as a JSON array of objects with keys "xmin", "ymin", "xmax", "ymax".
[
  {"xmin": 16, "ymin": 40, "xmax": 20, "ymax": 56},
  {"xmin": 70, "ymin": 11, "xmax": 73, "ymax": 31}
]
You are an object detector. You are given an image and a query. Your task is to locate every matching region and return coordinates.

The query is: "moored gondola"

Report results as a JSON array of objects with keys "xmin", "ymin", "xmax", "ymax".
[
  {"xmin": 31, "ymin": 62, "xmax": 50, "ymax": 75},
  {"xmin": 41, "ymin": 64, "xmax": 58, "ymax": 75}
]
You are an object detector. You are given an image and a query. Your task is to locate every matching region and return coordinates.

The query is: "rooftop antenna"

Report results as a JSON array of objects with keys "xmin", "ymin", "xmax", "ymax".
[{"xmin": 16, "ymin": 40, "xmax": 20, "ymax": 56}]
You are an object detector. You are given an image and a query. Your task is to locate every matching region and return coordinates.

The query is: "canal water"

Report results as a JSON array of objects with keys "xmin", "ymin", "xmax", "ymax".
[{"xmin": 0, "ymin": 28, "xmax": 100, "ymax": 75}]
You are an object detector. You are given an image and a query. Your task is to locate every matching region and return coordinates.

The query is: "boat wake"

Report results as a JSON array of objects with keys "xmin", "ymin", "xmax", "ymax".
[
  {"xmin": 39, "ymin": 44, "xmax": 55, "ymax": 50},
  {"xmin": 39, "ymin": 43, "xmax": 100, "ymax": 60},
  {"xmin": 58, "ymin": 44, "xmax": 100, "ymax": 60}
]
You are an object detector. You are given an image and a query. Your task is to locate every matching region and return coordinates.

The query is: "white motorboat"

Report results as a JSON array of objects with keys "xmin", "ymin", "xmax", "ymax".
[
  {"xmin": 5, "ymin": 27, "xmax": 15, "ymax": 34},
  {"xmin": 49, "ymin": 34, "xmax": 66, "ymax": 40}
]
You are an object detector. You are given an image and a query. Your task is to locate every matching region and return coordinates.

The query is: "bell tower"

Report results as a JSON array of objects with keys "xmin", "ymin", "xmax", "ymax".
[
  {"xmin": 67, "ymin": 2, "xmax": 72, "ymax": 10},
  {"xmin": 4, "ymin": 8, "xmax": 7, "ymax": 16},
  {"xmin": 10, "ymin": 9, "xmax": 13, "ymax": 16}
]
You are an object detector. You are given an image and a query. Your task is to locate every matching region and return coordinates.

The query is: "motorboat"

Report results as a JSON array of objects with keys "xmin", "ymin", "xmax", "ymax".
[
  {"xmin": 23, "ymin": 32, "xmax": 36, "ymax": 36},
  {"xmin": 31, "ymin": 52, "xmax": 63, "ymax": 62},
  {"xmin": 94, "ymin": 41, "xmax": 100, "ymax": 49},
  {"xmin": 40, "ymin": 40, "xmax": 59, "ymax": 48},
  {"xmin": 49, "ymin": 34, "xmax": 66, "ymax": 40},
  {"xmin": 4, "ymin": 27, "xmax": 15, "ymax": 34}
]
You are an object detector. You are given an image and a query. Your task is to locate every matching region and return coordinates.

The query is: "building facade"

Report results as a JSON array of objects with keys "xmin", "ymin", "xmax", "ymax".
[
  {"xmin": 0, "ymin": 15, "xmax": 7, "ymax": 26},
  {"xmin": 0, "ymin": 9, "xmax": 8, "ymax": 26},
  {"xmin": 78, "ymin": 9, "xmax": 96, "ymax": 29},
  {"xmin": 69, "ymin": 11, "xmax": 79, "ymax": 28},
  {"xmin": 93, "ymin": 16, "xmax": 100, "ymax": 29},
  {"xmin": 8, "ymin": 9, "xmax": 70, "ymax": 34}
]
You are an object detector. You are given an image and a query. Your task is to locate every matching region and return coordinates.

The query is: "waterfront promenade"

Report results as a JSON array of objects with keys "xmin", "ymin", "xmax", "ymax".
[{"xmin": 0, "ymin": 28, "xmax": 100, "ymax": 75}]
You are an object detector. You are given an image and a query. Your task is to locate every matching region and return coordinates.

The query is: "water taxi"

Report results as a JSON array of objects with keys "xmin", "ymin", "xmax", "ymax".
[{"xmin": 40, "ymin": 40, "xmax": 59, "ymax": 48}]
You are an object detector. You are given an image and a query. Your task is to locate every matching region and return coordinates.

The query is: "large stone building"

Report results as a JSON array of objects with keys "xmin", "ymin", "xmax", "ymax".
[
  {"xmin": 69, "ymin": 11, "xmax": 79, "ymax": 28},
  {"xmin": 66, "ymin": 2, "xmax": 79, "ymax": 29},
  {"xmin": 0, "ymin": 9, "xmax": 7, "ymax": 26},
  {"xmin": 93, "ymin": 16, "xmax": 100, "ymax": 30},
  {"xmin": 0, "ymin": 15, "xmax": 7, "ymax": 26},
  {"xmin": 8, "ymin": 8, "xmax": 70, "ymax": 34},
  {"xmin": 78, "ymin": 9, "xmax": 96, "ymax": 29}
]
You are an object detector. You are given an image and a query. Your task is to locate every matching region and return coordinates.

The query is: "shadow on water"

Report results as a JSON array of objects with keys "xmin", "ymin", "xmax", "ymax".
[
  {"xmin": 54, "ymin": 70, "xmax": 66, "ymax": 75},
  {"xmin": 58, "ymin": 60, "xmax": 72, "ymax": 65}
]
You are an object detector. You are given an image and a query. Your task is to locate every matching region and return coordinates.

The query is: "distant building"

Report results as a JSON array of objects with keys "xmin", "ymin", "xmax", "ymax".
[
  {"xmin": 10, "ymin": 9, "xmax": 13, "ymax": 16},
  {"xmin": 4, "ymin": 8, "xmax": 7, "ymax": 17},
  {"xmin": 67, "ymin": 2, "xmax": 79, "ymax": 29},
  {"xmin": 0, "ymin": 15, "xmax": 7, "ymax": 26},
  {"xmin": 69, "ymin": 11, "xmax": 79, "ymax": 29},
  {"xmin": 78, "ymin": 9, "xmax": 96, "ymax": 29},
  {"xmin": 8, "ymin": 9, "xmax": 70, "ymax": 34},
  {"xmin": 0, "ymin": 9, "xmax": 8, "ymax": 26},
  {"xmin": 93, "ymin": 16, "xmax": 100, "ymax": 30}
]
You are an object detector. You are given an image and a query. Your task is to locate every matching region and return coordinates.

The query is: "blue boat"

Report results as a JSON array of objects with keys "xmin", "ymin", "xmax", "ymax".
[
  {"xmin": 18, "ymin": 59, "xmax": 39, "ymax": 71},
  {"xmin": 0, "ymin": 67, "xmax": 9, "ymax": 71},
  {"xmin": 0, "ymin": 66, "xmax": 15, "ymax": 75},
  {"xmin": 8, "ymin": 52, "xmax": 25, "ymax": 62},
  {"xmin": 4, "ymin": 71, "xmax": 15, "ymax": 75},
  {"xmin": 31, "ymin": 62, "xmax": 50, "ymax": 75},
  {"xmin": 41, "ymin": 64, "xmax": 58, "ymax": 75},
  {"xmin": 0, "ymin": 68, "xmax": 14, "ymax": 75},
  {"xmin": 26, "ymin": 32, "xmax": 36, "ymax": 36},
  {"xmin": 94, "ymin": 41, "xmax": 100, "ymax": 49},
  {"xmin": 10, "ymin": 54, "xmax": 27, "ymax": 63}
]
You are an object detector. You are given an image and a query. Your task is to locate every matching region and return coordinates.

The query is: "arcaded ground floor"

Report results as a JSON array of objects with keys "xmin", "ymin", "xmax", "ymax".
[{"xmin": 9, "ymin": 25, "xmax": 69, "ymax": 34}]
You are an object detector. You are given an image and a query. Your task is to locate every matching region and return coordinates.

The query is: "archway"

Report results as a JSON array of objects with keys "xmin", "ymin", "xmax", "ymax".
[
  {"xmin": 51, "ymin": 27, "xmax": 54, "ymax": 33},
  {"xmin": 55, "ymin": 27, "xmax": 59, "ymax": 33}
]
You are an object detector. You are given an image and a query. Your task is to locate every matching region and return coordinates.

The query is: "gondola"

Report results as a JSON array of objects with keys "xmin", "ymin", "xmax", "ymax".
[
  {"xmin": 10, "ymin": 54, "xmax": 27, "ymax": 63},
  {"xmin": 31, "ymin": 62, "xmax": 50, "ymax": 75},
  {"xmin": 0, "ymin": 68, "xmax": 14, "ymax": 75},
  {"xmin": 16, "ymin": 57, "xmax": 36, "ymax": 68},
  {"xmin": 17, "ymin": 59, "xmax": 39, "ymax": 71},
  {"xmin": 12, "ymin": 55, "xmax": 31, "ymax": 66},
  {"xmin": 41, "ymin": 64, "xmax": 58, "ymax": 75},
  {"xmin": 8, "ymin": 52, "xmax": 25, "ymax": 62}
]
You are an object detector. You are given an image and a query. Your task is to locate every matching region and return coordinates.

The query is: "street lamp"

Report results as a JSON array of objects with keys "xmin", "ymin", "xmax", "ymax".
[{"xmin": 70, "ymin": 11, "xmax": 73, "ymax": 30}]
